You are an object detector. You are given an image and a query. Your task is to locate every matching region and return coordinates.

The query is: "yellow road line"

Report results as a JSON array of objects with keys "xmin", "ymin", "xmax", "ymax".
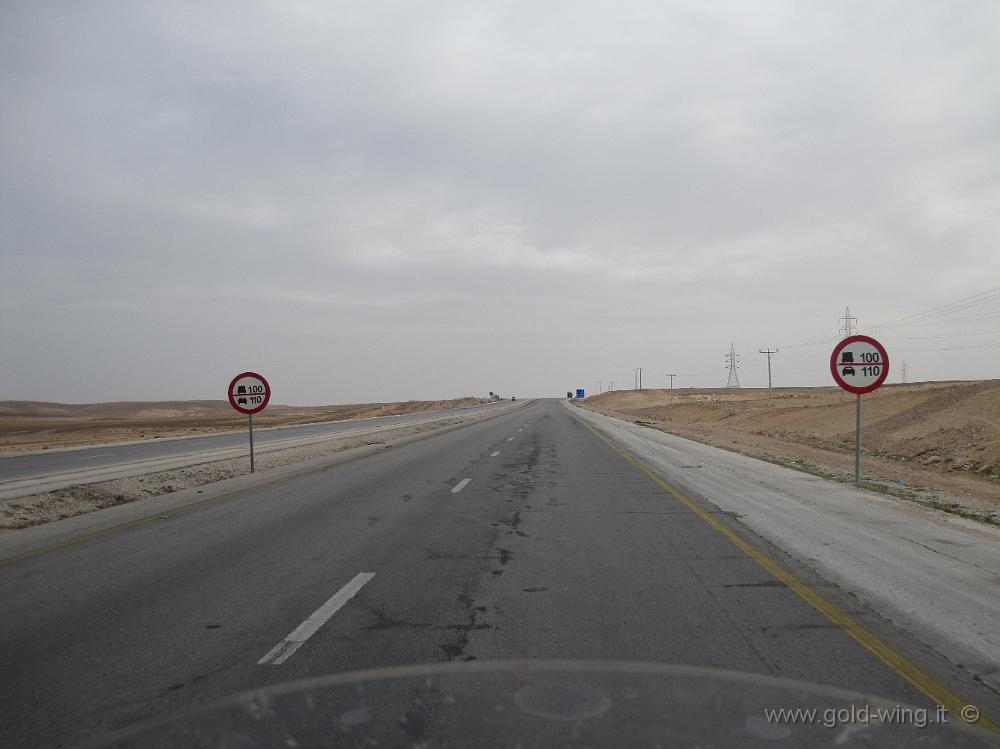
[{"xmin": 585, "ymin": 422, "xmax": 999, "ymax": 735}]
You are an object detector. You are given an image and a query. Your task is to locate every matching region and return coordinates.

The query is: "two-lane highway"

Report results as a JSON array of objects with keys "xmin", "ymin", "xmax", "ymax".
[{"xmin": 0, "ymin": 399, "xmax": 995, "ymax": 746}]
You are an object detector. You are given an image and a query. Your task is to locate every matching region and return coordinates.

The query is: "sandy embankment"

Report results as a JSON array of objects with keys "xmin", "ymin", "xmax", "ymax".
[{"xmin": 577, "ymin": 380, "xmax": 999, "ymax": 520}]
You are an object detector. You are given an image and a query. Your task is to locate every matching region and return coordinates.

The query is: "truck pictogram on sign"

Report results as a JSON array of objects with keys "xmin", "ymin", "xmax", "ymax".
[
  {"xmin": 228, "ymin": 372, "xmax": 271, "ymax": 415},
  {"xmin": 830, "ymin": 336, "xmax": 889, "ymax": 395}
]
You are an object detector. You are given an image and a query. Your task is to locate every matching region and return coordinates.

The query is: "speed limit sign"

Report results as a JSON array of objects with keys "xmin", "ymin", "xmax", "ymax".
[
  {"xmin": 228, "ymin": 371, "xmax": 270, "ymax": 473},
  {"xmin": 228, "ymin": 372, "xmax": 270, "ymax": 414},
  {"xmin": 830, "ymin": 335, "xmax": 889, "ymax": 485},
  {"xmin": 830, "ymin": 336, "xmax": 889, "ymax": 395}
]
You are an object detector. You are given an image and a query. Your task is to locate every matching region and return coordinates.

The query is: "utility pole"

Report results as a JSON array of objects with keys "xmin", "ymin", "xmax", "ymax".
[
  {"xmin": 597, "ymin": 381, "xmax": 603, "ymax": 394},
  {"xmin": 758, "ymin": 349, "xmax": 777, "ymax": 389},
  {"xmin": 840, "ymin": 306, "xmax": 858, "ymax": 338},
  {"xmin": 725, "ymin": 343, "xmax": 741, "ymax": 388},
  {"xmin": 901, "ymin": 361, "xmax": 908, "ymax": 384},
  {"xmin": 666, "ymin": 373, "xmax": 676, "ymax": 389},
  {"xmin": 609, "ymin": 380, "xmax": 614, "ymax": 392},
  {"xmin": 634, "ymin": 367, "xmax": 642, "ymax": 390}
]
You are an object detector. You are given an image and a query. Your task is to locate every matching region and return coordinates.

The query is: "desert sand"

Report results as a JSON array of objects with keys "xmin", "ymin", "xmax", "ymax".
[
  {"xmin": 578, "ymin": 380, "xmax": 999, "ymax": 519},
  {"xmin": 0, "ymin": 397, "xmax": 490, "ymax": 453}
]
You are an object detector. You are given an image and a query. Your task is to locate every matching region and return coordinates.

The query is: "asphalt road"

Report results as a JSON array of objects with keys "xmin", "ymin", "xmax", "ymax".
[
  {"xmin": 0, "ymin": 399, "xmax": 993, "ymax": 746},
  {"xmin": 0, "ymin": 400, "xmax": 512, "ymax": 484}
]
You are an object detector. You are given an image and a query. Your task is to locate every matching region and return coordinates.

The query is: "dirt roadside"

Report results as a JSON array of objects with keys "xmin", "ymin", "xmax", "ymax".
[
  {"xmin": 0, "ymin": 405, "xmax": 516, "ymax": 530},
  {"xmin": 0, "ymin": 397, "xmax": 492, "ymax": 453},
  {"xmin": 576, "ymin": 381, "xmax": 999, "ymax": 523}
]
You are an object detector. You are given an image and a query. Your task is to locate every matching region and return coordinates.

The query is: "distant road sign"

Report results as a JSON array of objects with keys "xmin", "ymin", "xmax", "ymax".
[
  {"xmin": 830, "ymin": 336, "xmax": 889, "ymax": 394},
  {"xmin": 575, "ymin": 389, "xmax": 585, "ymax": 399},
  {"xmin": 228, "ymin": 372, "xmax": 271, "ymax": 414}
]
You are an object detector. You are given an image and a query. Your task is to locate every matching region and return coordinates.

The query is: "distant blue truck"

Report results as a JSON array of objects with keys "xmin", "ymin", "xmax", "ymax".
[{"xmin": 575, "ymin": 389, "xmax": 585, "ymax": 399}]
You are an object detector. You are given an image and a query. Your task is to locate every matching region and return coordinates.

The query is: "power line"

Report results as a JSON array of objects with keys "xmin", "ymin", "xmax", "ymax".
[
  {"xmin": 889, "ymin": 309, "xmax": 1000, "ymax": 327},
  {"xmin": 866, "ymin": 288, "xmax": 1000, "ymax": 332},
  {"xmin": 775, "ymin": 288, "xmax": 1000, "ymax": 352},
  {"xmin": 632, "ymin": 290, "xmax": 997, "ymax": 387},
  {"xmin": 894, "ymin": 340, "xmax": 1000, "ymax": 352},
  {"xmin": 883, "ymin": 326, "xmax": 1000, "ymax": 340}
]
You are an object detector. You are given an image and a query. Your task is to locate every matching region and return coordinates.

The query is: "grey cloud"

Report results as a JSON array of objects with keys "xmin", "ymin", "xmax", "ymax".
[{"xmin": 2, "ymin": 1, "xmax": 998, "ymax": 402}]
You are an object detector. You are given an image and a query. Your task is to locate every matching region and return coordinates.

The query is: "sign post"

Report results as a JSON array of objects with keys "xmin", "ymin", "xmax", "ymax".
[
  {"xmin": 830, "ymin": 336, "xmax": 889, "ymax": 485},
  {"xmin": 228, "ymin": 372, "xmax": 271, "ymax": 473}
]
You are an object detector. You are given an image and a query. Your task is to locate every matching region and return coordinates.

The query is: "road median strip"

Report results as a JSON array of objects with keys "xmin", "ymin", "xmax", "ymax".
[{"xmin": 0, "ymin": 401, "xmax": 537, "ymax": 565}]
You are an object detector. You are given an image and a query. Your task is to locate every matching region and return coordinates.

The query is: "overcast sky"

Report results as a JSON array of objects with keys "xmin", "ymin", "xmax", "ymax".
[{"xmin": 2, "ymin": 1, "xmax": 998, "ymax": 405}]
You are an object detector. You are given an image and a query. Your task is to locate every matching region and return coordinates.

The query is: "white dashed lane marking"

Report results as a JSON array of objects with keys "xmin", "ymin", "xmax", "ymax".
[{"xmin": 258, "ymin": 572, "xmax": 375, "ymax": 665}]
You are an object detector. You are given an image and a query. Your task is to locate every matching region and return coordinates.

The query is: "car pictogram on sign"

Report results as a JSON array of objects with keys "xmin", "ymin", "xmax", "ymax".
[
  {"xmin": 830, "ymin": 336, "xmax": 889, "ymax": 394},
  {"xmin": 228, "ymin": 372, "xmax": 271, "ymax": 415}
]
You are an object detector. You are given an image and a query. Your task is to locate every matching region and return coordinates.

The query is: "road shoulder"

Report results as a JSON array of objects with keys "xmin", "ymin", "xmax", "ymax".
[{"xmin": 567, "ymin": 402, "xmax": 1000, "ymax": 696}]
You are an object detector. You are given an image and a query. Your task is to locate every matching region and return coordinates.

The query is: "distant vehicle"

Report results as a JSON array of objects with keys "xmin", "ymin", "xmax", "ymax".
[
  {"xmin": 567, "ymin": 391, "xmax": 573, "ymax": 399},
  {"xmin": 511, "ymin": 396, "xmax": 516, "ymax": 401}
]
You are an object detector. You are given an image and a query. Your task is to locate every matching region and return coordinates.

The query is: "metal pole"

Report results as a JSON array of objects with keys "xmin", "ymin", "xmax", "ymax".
[
  {"xmin": 758, "ymin": 349, "xmax": 776, "ymax": 390},
  {"xmin": 249, "ymin": 412, "xmax": 255, "ymax": 474},
  {"xmin": 855, "ymin": 394, "xmax": 861, "ymax": 485}
]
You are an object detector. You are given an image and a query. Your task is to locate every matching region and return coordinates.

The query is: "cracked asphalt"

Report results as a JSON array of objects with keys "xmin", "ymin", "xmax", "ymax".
[{"xmin": 0, "ymin": 399, "xmax": 994, "ymax": 746}]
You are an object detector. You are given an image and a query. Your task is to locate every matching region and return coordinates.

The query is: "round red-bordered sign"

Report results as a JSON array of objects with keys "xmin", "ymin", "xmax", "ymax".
[
  {"xmin": 228, "ymin": 371, "xmax": 271, "ymax": 414},
  {"xmin": 830, "ymin": 336, "xmax": 889, "ymax": 395}
]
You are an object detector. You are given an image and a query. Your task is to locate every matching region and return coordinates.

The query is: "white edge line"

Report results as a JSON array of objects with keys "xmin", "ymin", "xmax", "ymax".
[
  {"xmin": 507, "ymin": 437, "xmax": 514, "ymax": 442},
  {"xmin": 451, "ymin": 478, "xmax": 472, "ymax": 494},
  {"xmin": 490, "ymin": 451, "xmax": 500, "ymax": 457},
  {"xmin": 258, "ymin": 572, "xmax": 375, "ymax": 665}
]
